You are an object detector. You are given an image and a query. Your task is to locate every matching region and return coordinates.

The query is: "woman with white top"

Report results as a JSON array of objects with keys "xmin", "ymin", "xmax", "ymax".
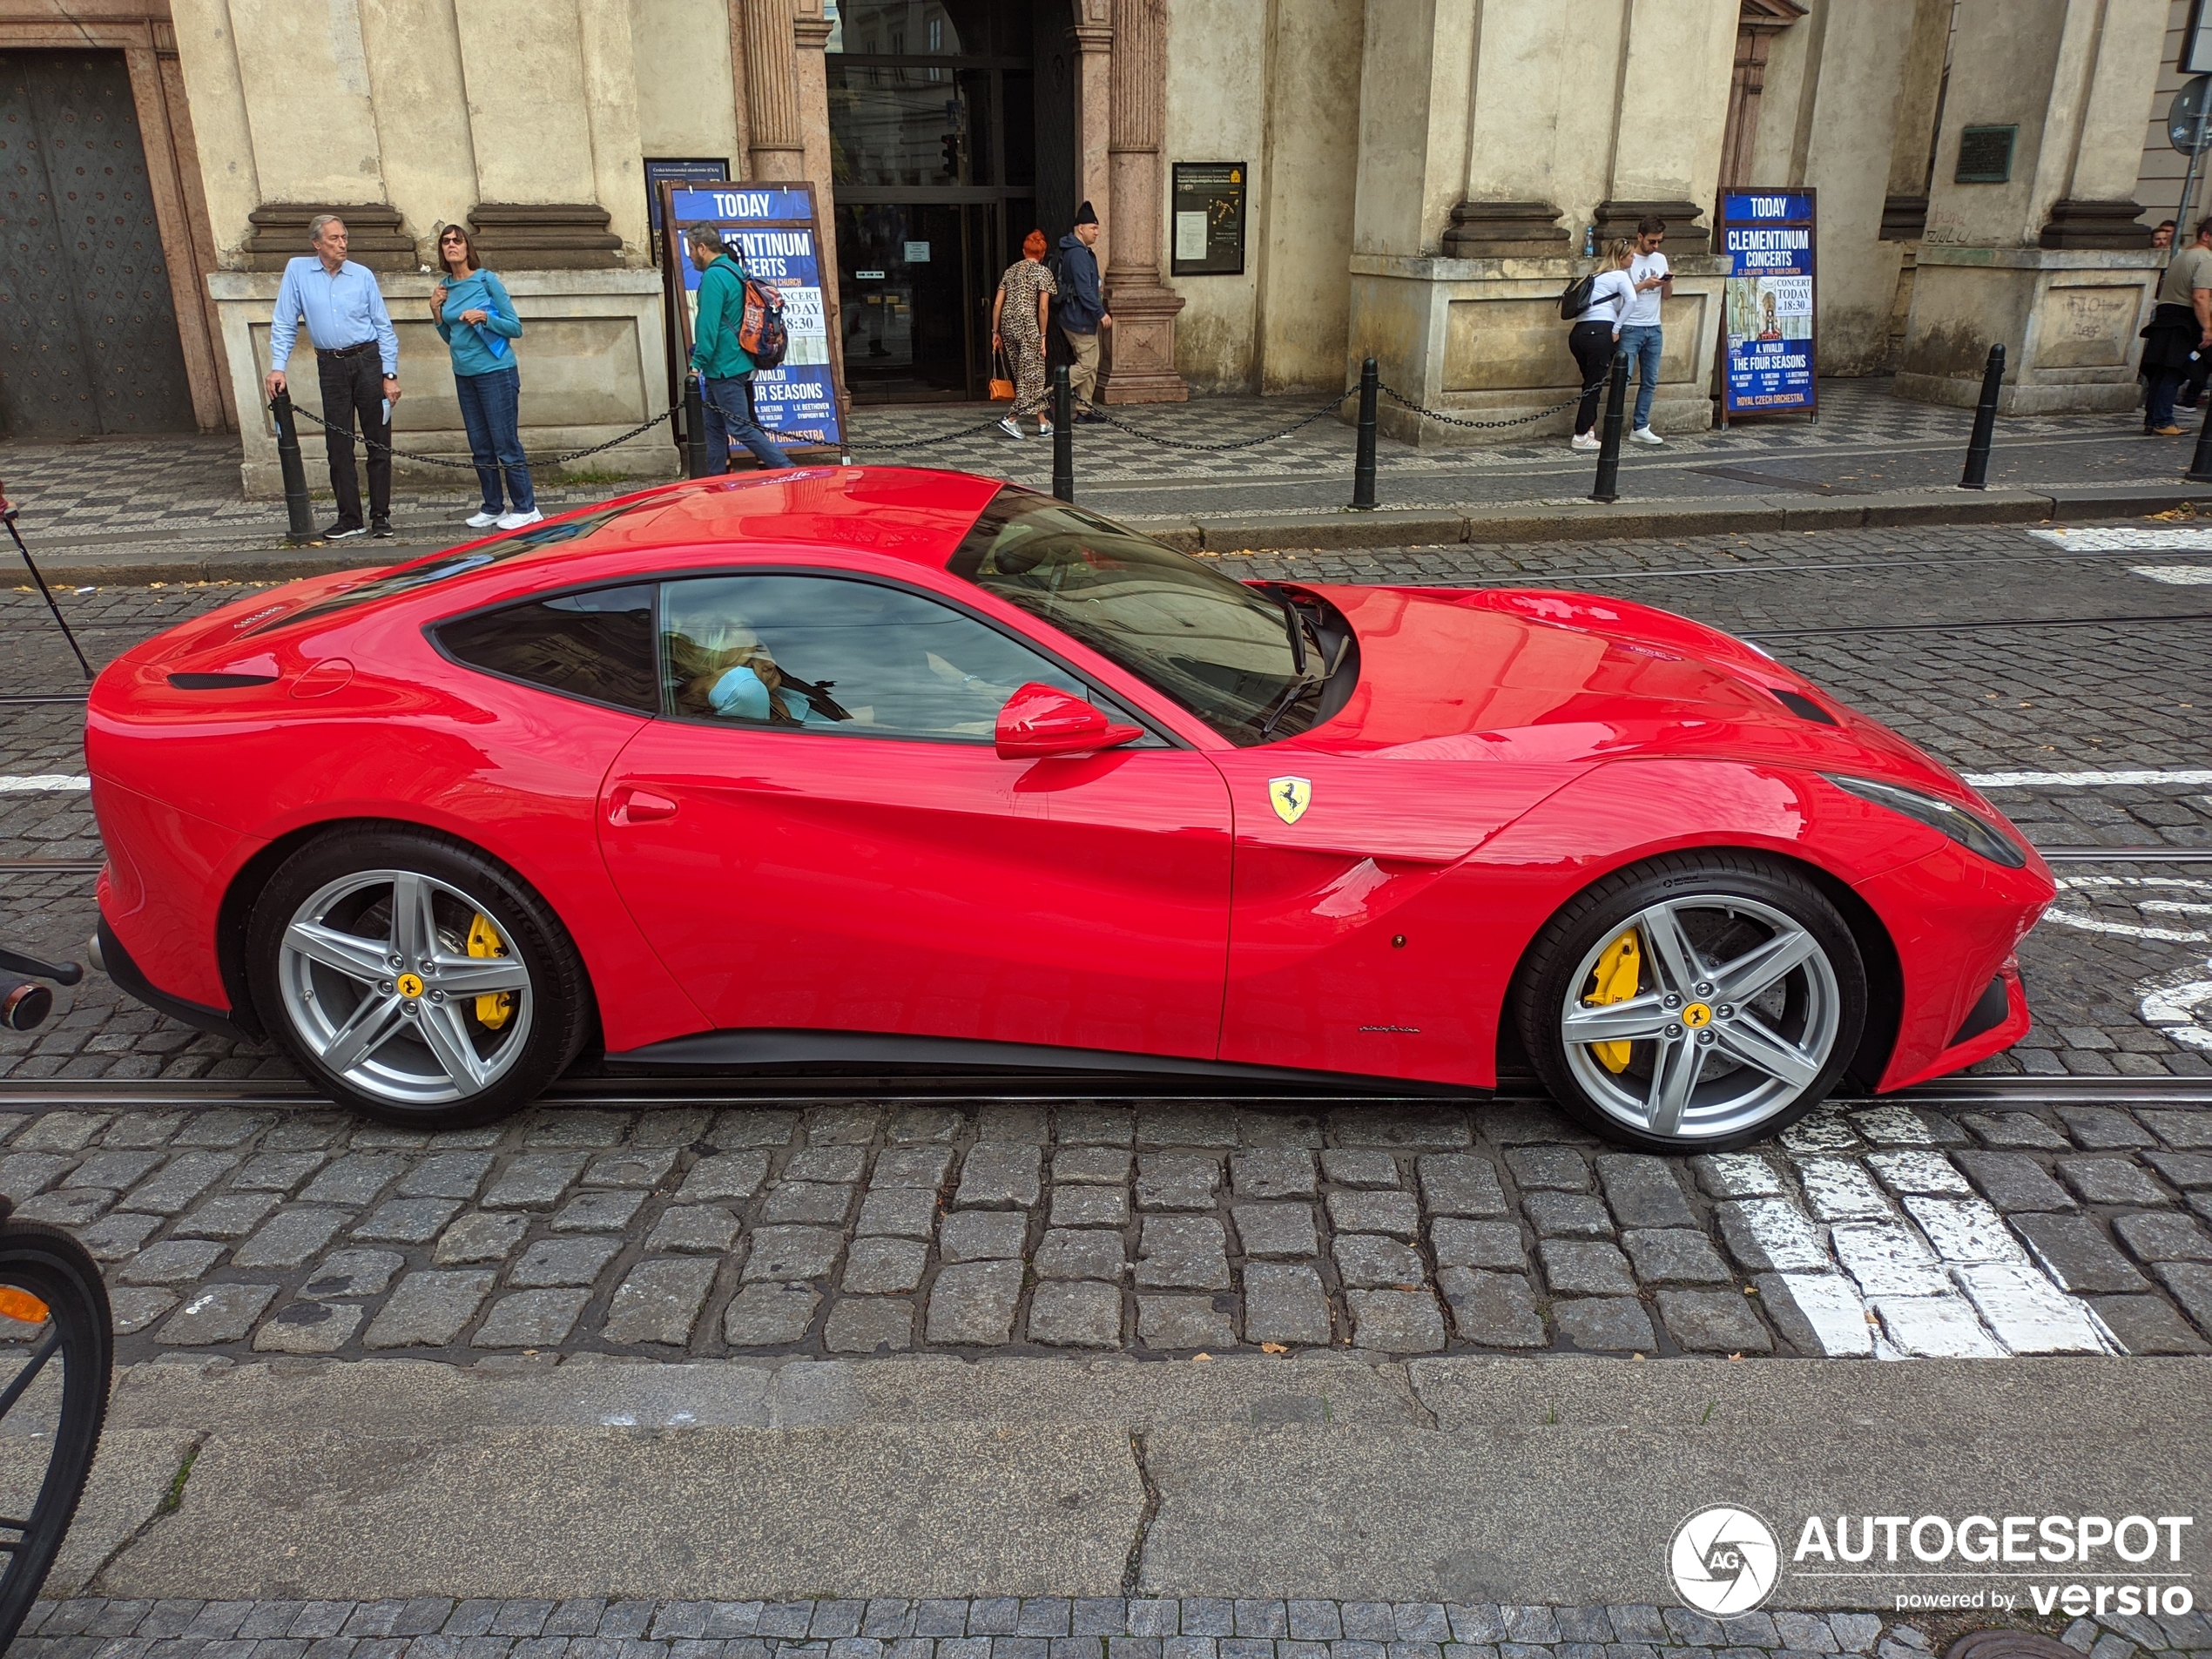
[{"xmin": 1568, "ymin": 239, "xmax": 1638, "ymax": 452}]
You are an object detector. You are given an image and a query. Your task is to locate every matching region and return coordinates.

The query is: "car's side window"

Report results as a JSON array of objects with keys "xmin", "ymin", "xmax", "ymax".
[
  {"xmin": 659, "ymin": 573, "xmax": 1093, "ymax": 742},
  {"xmin": 435, "ymin": 583, "xmax": 657, "ymax": 713}
]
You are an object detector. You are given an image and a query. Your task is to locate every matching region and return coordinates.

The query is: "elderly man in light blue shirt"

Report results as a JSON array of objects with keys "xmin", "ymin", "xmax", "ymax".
[{"xmin": 265, "ymin": 214, "xmax": 402, "ymax": 541}]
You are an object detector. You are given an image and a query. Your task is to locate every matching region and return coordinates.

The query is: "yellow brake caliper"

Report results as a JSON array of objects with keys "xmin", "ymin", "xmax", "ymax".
[
  {"xmin": 1582, "ymin": 927, "xmax": 1642, "ymax": 1074},
  {"xmin": 467, "ymin": 914, "xmax": 513, "ymax": 1030}
]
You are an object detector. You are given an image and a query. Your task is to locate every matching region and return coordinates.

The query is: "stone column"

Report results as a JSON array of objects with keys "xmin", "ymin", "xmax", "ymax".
[
  {"xmin": 740, "ymin": 0, "xmax": 806, "ymax": 182},
  {"xmin": 1898, "ymin": 0, "xmax": 2168, "ymax": 411},
  {"xmin": 1742, "ymin": 0, "xmax": 1923, "ymax": 374},
  {"xmin": 1099, "ymin": 0, "xmax": 1185, "ymax": 402},
  {"xmin": 452, "ymin": 0, "xmax": 628, "ymax": 266},
  {"xmin": 1071, "ymin": 0, "xmax": 1113, "ymax": 246},
  {"xmin": 225, "ymin": 0, "xmax": 403, "ymax": 267},
  {"xmin": 1595, "ymin": 0, "xmax": 1738, "ymax": 257},
  {"xmin": 792, "ymin": 0, "xmax": 848, "ymax": 424}
]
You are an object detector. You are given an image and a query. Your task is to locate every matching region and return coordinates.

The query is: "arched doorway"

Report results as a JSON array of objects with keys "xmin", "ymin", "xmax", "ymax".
[{"xmin": 826, "ymin": 0, "xmax": 1078, "ymax": 402}]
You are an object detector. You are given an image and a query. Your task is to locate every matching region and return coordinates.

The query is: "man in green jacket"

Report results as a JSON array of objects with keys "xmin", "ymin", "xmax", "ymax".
[{"xmin": 686, "ymin": 226, "xmax": 792, "ymax": 471}]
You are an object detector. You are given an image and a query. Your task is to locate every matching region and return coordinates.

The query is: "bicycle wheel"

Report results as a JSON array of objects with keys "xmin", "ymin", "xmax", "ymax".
[{"xmin": 0, "ymin": 1207, "xmax": 113, "ymax": 1647}]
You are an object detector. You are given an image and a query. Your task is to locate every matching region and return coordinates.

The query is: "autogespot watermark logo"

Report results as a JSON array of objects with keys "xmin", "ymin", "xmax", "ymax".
[
  {"xmin": 1671, "ymin": 1507, "xmax": 1783, "ymax": 1614},
  {"xmin": 1669, "ymin": 1507, "xmax": 2200, "ymax": 1616}
]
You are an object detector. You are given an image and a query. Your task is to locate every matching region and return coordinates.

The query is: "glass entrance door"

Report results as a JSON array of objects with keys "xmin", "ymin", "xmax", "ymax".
[
  {"xmin": 827, "ymin": 1, "xmax": 1035, "ymax": 403},
  {"xmin": 837, "ymin": 201, "xmax": 1001, "ymax": 401}
]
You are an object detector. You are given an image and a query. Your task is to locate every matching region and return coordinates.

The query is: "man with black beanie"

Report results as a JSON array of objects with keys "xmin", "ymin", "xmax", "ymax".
[{"xmin": 1055, "ymin": 201, "xmax": 1112, "ymax": 420}]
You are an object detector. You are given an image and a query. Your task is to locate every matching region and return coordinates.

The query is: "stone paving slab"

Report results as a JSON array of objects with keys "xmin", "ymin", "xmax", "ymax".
[{"xmin": 14, "ymin": 1352, "xmax": 2210, "ymax": 1607}]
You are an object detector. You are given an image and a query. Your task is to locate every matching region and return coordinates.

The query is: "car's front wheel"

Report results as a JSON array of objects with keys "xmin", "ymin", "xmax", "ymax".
[
  {"xmin": 246, "ymin": 829, "xmax": 590, "ymax": 1128},
  {"xmin": 1513, "ymin": 853, "xmax": 1867, "ymax": 1151}
]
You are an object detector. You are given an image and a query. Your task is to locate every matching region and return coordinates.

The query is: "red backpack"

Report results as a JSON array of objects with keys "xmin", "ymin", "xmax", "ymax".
[{"xmin": 733, "ymin": 269, "xmax": 789, "ymax": 369}]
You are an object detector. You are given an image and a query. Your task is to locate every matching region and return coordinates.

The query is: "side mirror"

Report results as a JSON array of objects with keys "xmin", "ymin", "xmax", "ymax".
[{"xmin": 995, "ymin": 682, "xmax": 1143, "ymax": 759}]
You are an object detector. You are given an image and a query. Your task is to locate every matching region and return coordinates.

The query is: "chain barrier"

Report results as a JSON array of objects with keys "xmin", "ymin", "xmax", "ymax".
[
  {"xmin": 1377, "ymin": 379, "xmax": 1603, "ymax": 432},
  {"xmin": 1082, "ymin": 391, "xmax": 1356, "ymax": 454},
  {"xmin": 287, "ymin": 401, "xmax": 678, "ymax": 469},
  {"xmin": 837, "ymin": 388, "xmax": 1060, "ymax": 455}
]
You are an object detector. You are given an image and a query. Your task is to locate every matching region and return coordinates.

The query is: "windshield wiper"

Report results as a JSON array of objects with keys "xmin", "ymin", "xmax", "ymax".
[{"xmin": 1252, "ymin": 671, "xmax": 1322, "ymax": 742}]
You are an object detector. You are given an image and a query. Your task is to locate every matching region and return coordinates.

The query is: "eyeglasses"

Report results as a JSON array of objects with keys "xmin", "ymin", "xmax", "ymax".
[{"xmin": 440, "ymin": 233, "xmax": 466, "ymax": 244}]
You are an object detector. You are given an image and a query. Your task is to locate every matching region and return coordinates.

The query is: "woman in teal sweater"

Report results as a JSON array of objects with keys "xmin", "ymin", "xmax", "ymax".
[{"xmin": 428, "ymin": 224, "xmax": 536, "ymax": 529}]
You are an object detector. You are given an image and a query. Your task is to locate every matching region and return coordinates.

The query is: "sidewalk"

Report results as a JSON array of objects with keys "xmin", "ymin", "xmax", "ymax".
[
  {"xmin": 3, "ymin": 378, "xmax": 2209, "ymax": 584},
  {"xmin": 30, "ymin": 1349, "xmax": 2212, "ymax": 1604}
]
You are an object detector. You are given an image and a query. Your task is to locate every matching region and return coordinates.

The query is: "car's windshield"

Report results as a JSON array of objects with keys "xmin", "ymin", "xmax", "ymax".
[{"xmin": 949, "ymin": 490, "xmax": 1326, "ymax": 744}]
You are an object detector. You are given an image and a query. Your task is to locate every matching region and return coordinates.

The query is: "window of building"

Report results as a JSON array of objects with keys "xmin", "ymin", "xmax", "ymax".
[{"xmin": 436, "ymin": 583, "xmax": 658, "ymax": 713}]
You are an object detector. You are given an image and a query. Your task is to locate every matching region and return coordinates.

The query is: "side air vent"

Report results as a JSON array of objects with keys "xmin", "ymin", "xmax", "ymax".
[
  {"xmin": 167, "ymin": 672, "xmax": 280, "ymax": 690},
  {"xmin": 1949, "ymin": 974, "xmax": 2012, "ymax": 1046},
  {"xmin": 1772, "ymin": 687, "xmax": 1838, "ymax": 725}
]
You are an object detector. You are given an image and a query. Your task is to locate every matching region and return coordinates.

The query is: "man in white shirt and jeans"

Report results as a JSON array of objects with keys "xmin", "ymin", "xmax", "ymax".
[{"xmin": 1621, "ymin": 215, "xmax": 1671, "ymax": 444}]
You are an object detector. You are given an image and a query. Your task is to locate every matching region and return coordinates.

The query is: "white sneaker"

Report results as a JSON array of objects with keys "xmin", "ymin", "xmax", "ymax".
[
  {"xmin": 1570, "ymin": 433, "xmax": 1601, "ymax": 451},
  {"xmin": 1630, "ymin": 427, "xmax": 1664, "ymax": 445},
  {"xmin": 496, "ymin": 509, "xmax": 543, "ymax": 530},
  {"xmin": 1037, "ymin": 421, "xmax": 1055, "ymax": 438},
  {"xmin": 465, "ymin": 510, "xmax": 500, "ymax": 529},
  {"xmin": 996, "ymin": 416, "xmax": 1022, "ymax": 439}
]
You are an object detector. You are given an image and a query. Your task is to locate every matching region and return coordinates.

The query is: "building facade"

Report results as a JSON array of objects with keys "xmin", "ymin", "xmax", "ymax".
[{"xmin": 0, "ymin": 0, "xmax": 2182, "ymax": 484}]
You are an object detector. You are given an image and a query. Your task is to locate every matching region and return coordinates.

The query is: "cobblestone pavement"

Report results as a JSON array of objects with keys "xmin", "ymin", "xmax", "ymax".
[
  {"xmin": 3, "ymin": 1091, "xmax": 2211, "ymax": 1364},
  {"xmin": 3, "ymin": 522, "xmax": 2212, "ymax": 1366},
  {"xmin": 7, "ymin": 520, "xmax": 2212, "ymax": 1079},
  {"xmin": 10, "ymin": 1595, "xmax": 2205, "ymax": 1659},
  {"xmin": 0, "ymin": 380, "xmax": 2192, "ymax": 563}
]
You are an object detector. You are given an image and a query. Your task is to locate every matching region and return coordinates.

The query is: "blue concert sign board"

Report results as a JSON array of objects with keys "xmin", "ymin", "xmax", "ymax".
[
  {"xmin": 1718, "ymin": 189, "xmax": 1817, "ymax": 421},
  {"xmin": 661, "ymin": 184, "xmax": 843, "ymax": 452}
]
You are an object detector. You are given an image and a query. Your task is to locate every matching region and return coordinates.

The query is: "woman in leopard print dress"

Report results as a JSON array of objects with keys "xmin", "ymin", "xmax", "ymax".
[{"xmin": 990, "ymin": 230, "xmax": 1058, "ymax": 439}]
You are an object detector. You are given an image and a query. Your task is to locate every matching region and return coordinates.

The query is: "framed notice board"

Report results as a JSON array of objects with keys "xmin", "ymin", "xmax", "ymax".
[
  {"xmin": 644, "ymin": 159, "xmax": 729, "ymax": 259},
  {"xmin": 1171, "ymin": 162, "xmax": 1246, "ymax": 276},
  {"xmin": 1716, "ymin": 188, "xmax": 1817, "ymax": 426},
  {"xmin": 660, "ymin": 181, "xmax": 846, "ymax": 459}
]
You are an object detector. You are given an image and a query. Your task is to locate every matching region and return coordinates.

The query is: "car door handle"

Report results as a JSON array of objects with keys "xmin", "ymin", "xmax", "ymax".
[{"xmin": 608, "ymin": 786, "xmax": 678, "ymax": 826}]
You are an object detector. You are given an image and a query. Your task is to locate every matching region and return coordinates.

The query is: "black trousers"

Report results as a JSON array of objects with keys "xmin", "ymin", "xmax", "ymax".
[
  {"xmin": 1568, "ymin": 322, "xmax": 1616, "ymax": 435},
  {"xmin": 314, "ymin": 347, "xmax": 392, "ymax": 527}
]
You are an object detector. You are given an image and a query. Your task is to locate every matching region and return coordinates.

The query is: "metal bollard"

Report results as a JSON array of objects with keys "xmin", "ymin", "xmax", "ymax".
[
  {"xmin": 2188, "ymin": 399, "xmax": 2212, "ymax": 485},
  {"xmin": 1052, "ymin": 366, "xmax": 1074, "ymax": 502},
  {"xmin": 684, "ymin": 374, "xmax": 711, "ymax": 478},
  {"xmin": 1959, "ymin": 343, "xmax": 2005, "ymax": 489},
  {"xmin": 269, "ymin": 390, "xmax": 316, "ymax": 544},
  {"xmin": 1350, "ymin": 357, "xmax": 1379, "ymax": 511},
  {"xmin": 1589, "ymin": 350, "xmax": 1629, "ymax": 504}
]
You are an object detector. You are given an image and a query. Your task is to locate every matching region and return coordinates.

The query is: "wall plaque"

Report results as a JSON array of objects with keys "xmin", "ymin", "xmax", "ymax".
[
  {"xmin": 1171, "ymin": 162, "xmax": 1246, "ymax": 276},
  {"xmin": 1955, "ymin": 125, "xmax": 2017, "ymax": 185}
]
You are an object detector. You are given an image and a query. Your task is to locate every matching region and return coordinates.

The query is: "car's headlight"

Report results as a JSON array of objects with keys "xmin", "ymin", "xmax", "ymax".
[{"xmin": 1823, "ymin": 774, "xmax": 2027, "ymax": 868}]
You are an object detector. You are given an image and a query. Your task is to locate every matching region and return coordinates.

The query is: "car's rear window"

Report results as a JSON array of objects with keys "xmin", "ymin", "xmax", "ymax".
[{"xmin": 245, "ymin": 500, "xmax": 662, "ymax": 635}]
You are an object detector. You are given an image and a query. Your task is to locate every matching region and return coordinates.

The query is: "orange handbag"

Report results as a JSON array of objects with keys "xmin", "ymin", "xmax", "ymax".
[{"xmin": 988, "ymin": 347, "xmax": 1015, "ymax": 401}]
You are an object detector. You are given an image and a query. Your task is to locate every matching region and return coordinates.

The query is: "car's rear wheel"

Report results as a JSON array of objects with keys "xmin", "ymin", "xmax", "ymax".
[
  {"xmin": 1513, "ymin": 853, "xmax": 1867, "ymax": 1152},
  {"xmin": 246, "ymin": 829, "xmax": 590, "ymax": 1129}
]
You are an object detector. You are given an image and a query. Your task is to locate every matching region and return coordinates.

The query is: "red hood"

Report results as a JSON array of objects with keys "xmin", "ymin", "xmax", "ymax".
[{"xmin": 1291, "ymin": 583, "xmax": 1988, "ymax": 805}]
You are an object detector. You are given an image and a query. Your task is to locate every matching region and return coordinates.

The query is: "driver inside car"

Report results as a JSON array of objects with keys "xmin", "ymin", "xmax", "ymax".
[{"xmin": 668, "ymin": 625, "xmax": 842, "ymax": 725}]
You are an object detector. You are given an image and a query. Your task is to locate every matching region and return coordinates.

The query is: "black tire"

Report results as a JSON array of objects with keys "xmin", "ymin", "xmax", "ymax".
[
  {"xmin": 0, "ymin": 1215, "xmax": 113, "ymax": 1648},
  {"xmin": 246, "ymin": 827, "xmax": 591, "ymax": 1129},
  {"xmin": 1511, "ymin": 852, "xmax": 1868, "ymax": 1153}
]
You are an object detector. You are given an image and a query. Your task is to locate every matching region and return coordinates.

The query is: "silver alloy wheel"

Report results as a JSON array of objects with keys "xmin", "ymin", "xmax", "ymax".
[
  {"xmin": 1558, "ymin": 894, "xmax": 1842, "ymax": 1143},
  {"xmin": 277, "ymin": 868, "xmax": 536, "ymax": 1107}
]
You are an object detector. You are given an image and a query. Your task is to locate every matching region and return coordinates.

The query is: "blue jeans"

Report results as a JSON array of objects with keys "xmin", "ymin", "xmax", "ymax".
[
  {"xmin": 454, "ymin": 365, "xmax": 533, "ymax": 514},
  {"xmin": 1619, "ymin": 323, "xmax": 1662, "ymax": 431},
  {"xmin": 2148, "ymin": 368, "xmax": 2188, "ymax": 430},
  {"xmin": 701, "ymin": 375, "xmax": 793, "ymax": 471}
]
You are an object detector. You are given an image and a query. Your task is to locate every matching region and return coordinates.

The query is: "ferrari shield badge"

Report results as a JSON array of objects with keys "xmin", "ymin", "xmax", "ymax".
[{"xmin": 1269, "ymin": 776, "xmax": 1312, "ymax": 825}]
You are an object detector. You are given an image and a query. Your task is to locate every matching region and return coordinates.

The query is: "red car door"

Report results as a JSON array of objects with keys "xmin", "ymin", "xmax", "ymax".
[{"xmin": 597, "ymin": 570, "xmax": 1232, "ymax": 1060}]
